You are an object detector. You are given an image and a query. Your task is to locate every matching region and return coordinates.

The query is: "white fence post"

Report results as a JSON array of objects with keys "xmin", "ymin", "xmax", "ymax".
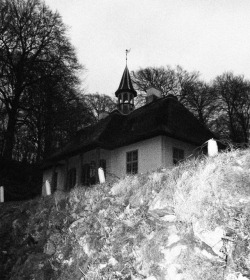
[
  {"xmin": 98, "ymin": 167, "xmax": 105, "ymax": 184},
  {"xmin": 0, "ymin": 186, "xmax": 4, "ymax": 202},
  {"xmin": 208, "ymin": 138, "xmax": 218, "ymax": 157},
  {"xmin": 45, "ymin": 180, "xmax": 51, "ymax": 195}
]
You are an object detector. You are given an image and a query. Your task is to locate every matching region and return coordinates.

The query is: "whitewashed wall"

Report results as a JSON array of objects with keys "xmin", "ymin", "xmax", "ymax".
[
  {"xmin": 81, "ymin": 149, "xmax": 111, "ymax": 181},
  {"xmin": 109, "ymin": 136, "xmax": 163, "ymax": 178},
  {"xmin": 42, "ymin": 161, "xmax": 66, "ymax": 195},
  {"xmin": 162, "ymin": 136, "xmax": 198, "ymax": 167},
  {"xmin": 109, "ymin": 136, "xmax": 198, "ymax": 179},
  {"xmin": 59, "ymin": 149, "xmax": 111, "ymax": 189},
  {"xmin": 42, "ymin": 136, "xmax": 199, "ymax": 195}
]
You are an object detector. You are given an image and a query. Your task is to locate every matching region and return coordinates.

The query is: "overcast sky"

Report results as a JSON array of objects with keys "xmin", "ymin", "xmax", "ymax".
[{"xmin": 45, "ymin": 0, "xmax": 250, "ymax": 96}]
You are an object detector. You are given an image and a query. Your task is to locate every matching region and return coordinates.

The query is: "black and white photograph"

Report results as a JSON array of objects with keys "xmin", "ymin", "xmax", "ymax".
[{"xmin": 0, "ymin": 1, "xmax": 250, "ymax": 279}]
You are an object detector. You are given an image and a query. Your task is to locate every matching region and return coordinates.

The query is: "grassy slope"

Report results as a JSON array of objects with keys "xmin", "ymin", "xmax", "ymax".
[{"xmin": 1, "ymin": 149, "xmax": 250, "ymax": 280}]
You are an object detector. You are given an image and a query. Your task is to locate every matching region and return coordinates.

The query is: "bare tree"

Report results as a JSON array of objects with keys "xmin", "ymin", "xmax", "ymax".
[
  {"xmin": 131, "ymin": 66, "xmax": 179, "ymax": 96},
  {"xmin": 83, "ymin": 93, "xmax": 116, "ymax": 123},
  {"xmin": 212, "ymin": 72, "xmax": 250, "ymax": 143},
  {"xmin": 131, "ymin": 65, "xmax": 217, "ymax": 129},
  {"xmin": 0, "ymin": 0, "xmax": 82, "ymax": 160},
  {"xmin": 179, "ymin": 80, "xmax": 218, "ymax": 127}
]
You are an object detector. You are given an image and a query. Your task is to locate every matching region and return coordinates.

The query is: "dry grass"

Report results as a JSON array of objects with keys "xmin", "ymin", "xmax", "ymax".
[
  {"xmin": 174, "ymin": 149, "xmax": 250, "ymax": 230},
  {"xmin": 2, "ymin": 148, "xmax": 250, "ymax": 280}
]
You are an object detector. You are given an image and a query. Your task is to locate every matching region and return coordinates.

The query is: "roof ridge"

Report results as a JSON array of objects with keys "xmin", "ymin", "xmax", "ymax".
[{"xmin": 128, "ymin": 94, "xmax": 176, "ymax": 116}]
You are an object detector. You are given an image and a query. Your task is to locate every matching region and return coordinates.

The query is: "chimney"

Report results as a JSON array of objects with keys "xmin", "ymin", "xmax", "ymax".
[
  {"xmin": 146, "ymin": 87, "xmax": 162, "ymax": 104},
  {"xmin": 99, "ymin": 112, "xmax": 109, "ymax": 121}
]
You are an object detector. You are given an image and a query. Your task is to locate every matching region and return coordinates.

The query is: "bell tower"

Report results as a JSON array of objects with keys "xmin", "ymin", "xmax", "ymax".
[{"xmin": 115, "ymin": 50, "xmax": 137, "ymax": 114}]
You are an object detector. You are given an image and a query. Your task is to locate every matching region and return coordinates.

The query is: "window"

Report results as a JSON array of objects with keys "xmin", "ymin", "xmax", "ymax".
[
  {"xmin": 173, "ymin": 148, "xmax": 184, "ymax": 165},
  {"xmin": 52, "ymin": 172, "xmax": 58, "ymax": 193},
  {"xmin": 81, "ymin": 161, "xmax": 99, "ymax": 186},
  {"xmin": 123, "ymin": 92, "xmax": 128, "ymax": 101},
  {"xmin": 68, "ymin": 168, "xmax": 76, "ymax": 189},
  {"xmin": 81, "ymin": 164, "xmax": 90, "ymax": 186},
  {"xmin": 126, "ymin": 150, "xmax": 138, "ymax": 174},
  {"xmin": 89, "ymin": 161, "xmax": 96, "ymax": 185}
]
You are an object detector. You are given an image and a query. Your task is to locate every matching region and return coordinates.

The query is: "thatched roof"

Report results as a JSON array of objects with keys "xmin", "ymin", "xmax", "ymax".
[{"xmin": 44, "ymin": 95, "xmax": 214, "ymax": 164}]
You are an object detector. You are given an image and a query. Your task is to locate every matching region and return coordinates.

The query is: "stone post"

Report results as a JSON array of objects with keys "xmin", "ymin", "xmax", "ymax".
[
  {"xmin": 0, "ymin": 186, "xmax": 4, "ymax": 202},
  {"xmin": 45, "ymin": 180, "xmax": 51, "ymax": 195}
]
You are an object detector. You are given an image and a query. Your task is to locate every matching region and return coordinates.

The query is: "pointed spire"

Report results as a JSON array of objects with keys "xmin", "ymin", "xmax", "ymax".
[
  {"xmin": 126, "ymin": 49, "xmax": 130, "ymax": 65},
  {"xmin": 115, "ymin": 65, "xmax": 137, "ymax": 97}
]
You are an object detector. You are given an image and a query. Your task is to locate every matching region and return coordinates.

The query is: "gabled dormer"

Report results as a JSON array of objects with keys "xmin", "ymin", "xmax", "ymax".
[{"xmin": 115, "ymin": 66, "xmax": 137, "ymax": 114}]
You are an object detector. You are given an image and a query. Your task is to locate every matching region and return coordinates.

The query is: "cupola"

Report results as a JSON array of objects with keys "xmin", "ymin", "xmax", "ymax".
[{"xmin": 115, "ymin": 65, "xmax": 137, "ymax": 114}]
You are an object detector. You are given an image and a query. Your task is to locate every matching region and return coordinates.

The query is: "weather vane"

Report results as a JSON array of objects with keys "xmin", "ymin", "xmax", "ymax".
[{"xmin": 126, "ymin": 49, "xmax": 131, "ymax": 65}]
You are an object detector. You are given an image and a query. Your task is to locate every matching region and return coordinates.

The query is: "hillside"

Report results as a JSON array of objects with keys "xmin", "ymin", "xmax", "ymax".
[{"xmin": 1, "ymin": 149, "xmax": 250, "ymax": 280}]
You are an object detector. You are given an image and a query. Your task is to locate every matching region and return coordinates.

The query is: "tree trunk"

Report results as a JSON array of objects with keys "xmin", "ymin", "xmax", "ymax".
[
  {"xmin": 3, "ymin": 111, "xmax": 17, "ymax": 160},
  {"xmin": 36, "ymin": 114, "xmax": 43, "ymax": 162},
  {"xmin": 2, "ymin": 86, "xmax": 23, "ymax": 160},
  {"xmin": 43, "ymin": 91, "xmax": 53, "ymax": 159}
]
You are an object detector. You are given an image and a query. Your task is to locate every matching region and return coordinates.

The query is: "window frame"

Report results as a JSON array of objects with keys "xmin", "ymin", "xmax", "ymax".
[{"xmin": 126, "ymin": 150, "xmax": 138, "ymax": 174}]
